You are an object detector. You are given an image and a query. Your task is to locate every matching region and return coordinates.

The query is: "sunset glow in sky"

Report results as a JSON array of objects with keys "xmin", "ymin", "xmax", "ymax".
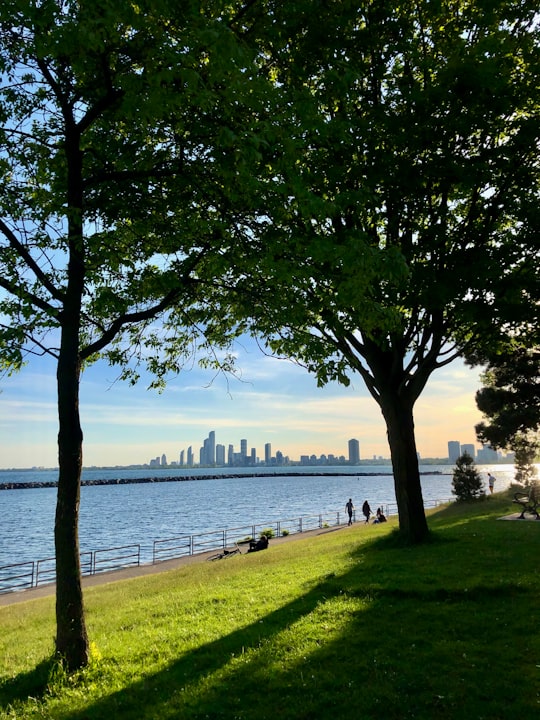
[{"xmin": 0, "ymin": 336, "xmax": 485, "ymax": 469}]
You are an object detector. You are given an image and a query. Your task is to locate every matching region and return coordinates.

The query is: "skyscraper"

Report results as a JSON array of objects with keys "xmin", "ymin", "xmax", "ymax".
[
  {"xmin": 448, "ymin": 441, "xmax": 461, "ymax": 463},
  {"xmin": 265, "ymin": 442, "xmax": 272, "ymax": 465},
  {"xmin": 477, "ymin": 444, "xmax": 499, "ymax": 463},
  {"xmin": 240, "ymin": 438, "xmax": 247, "ymax": 463},
  {"xmin": 216, "ymin": 444, "xmax": 225, "ymax": 465},
  {"xmin": 208, "ymin": 430, "xmax": 216, "ymax": 466},
  {"xmin": 348, "ymin": 438, "xmax": 360, "ymax": 464}
]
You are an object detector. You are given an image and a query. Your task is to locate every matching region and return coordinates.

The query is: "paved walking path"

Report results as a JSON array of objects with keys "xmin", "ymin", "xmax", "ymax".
[
  {"xmin": 2, "ymin": 511, "xmax": 536, "ymax": 608},
  {"xmin": 0, "ymin": 524, "xmax": 351, "ymax": 608}
]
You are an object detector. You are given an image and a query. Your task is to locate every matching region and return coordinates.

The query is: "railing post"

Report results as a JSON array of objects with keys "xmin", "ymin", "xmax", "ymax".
[{"xmin": 5, "ymin": 496, "xmax": 445, "ymax": 592}]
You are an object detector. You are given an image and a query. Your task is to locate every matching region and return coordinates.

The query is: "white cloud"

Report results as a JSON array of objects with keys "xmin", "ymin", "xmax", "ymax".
[{"xmin": 0, "ymin": 340, "xmax": 486, "ymax": 467}]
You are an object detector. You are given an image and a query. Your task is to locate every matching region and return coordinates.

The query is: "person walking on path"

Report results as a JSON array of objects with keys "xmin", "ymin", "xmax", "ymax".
[
  {"xmin": 345, "ymin": 498, "xmax": 354, "ymax": 525},
  {"xmin": 362, "ymin": 500, "xmax": 371, "ymax": 524},
  {"xmin": 487, "ymin": 473, "xmax": 496, "ymax": 494}
]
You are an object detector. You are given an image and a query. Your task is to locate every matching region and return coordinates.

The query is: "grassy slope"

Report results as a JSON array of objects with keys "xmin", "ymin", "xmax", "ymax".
[{"xmin": 0, "ymin": 492, "xmax": 538, "ymax": 719}]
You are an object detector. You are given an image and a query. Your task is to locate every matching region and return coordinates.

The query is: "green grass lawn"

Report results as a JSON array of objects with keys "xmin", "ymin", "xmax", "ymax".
[{"xmin": 1, "ymin": 491, "xmax": 539, "ymax": 719}]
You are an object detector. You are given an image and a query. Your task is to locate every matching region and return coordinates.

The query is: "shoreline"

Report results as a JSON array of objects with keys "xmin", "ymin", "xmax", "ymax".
[{"xmin": 0, "ymin": 469, "xmax": 444, "ymax": 491}]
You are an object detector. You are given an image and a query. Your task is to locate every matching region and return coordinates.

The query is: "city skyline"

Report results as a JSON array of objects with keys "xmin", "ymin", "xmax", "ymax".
[
  {"xmin": 149, "ymin": 430, "xmax": 362, "ymax": 468},
  {"xmin": 148, "ymin": 431, "xmax": 505, "ymax": 471},
  {"xmin": 0, "ymin": 335, "xmax": 486, "ymax": 469}
]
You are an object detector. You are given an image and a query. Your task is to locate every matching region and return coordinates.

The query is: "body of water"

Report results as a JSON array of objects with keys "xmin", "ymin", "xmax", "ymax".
[{"xmin": 0, "ymin": 464, "xmax": 519, "ymax": 568}]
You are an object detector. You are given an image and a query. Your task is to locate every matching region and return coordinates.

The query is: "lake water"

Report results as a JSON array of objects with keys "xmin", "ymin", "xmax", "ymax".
[{"xmin": 0, "ymin": 464, "xmax": 518, "ymax": 568}]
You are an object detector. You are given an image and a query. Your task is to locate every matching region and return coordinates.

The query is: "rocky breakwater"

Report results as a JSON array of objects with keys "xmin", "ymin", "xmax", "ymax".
[
  {"xmin": 0, "ymin": 475, "xmax": 196, "ymax": 491},
  {"xmin": 0, "ymin": 469, "xmax": 442, "ymax": 491}
]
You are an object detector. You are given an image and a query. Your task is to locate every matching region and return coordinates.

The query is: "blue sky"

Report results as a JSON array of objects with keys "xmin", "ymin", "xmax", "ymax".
[{"xmin": 0, "ymin": 336, "xmax": 484, "ymax": 469}]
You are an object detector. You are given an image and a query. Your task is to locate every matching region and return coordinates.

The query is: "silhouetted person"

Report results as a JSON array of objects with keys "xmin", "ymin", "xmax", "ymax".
[
  {"xmin": 374, "ymin": 507, "xmax": 387, "ymax": 523},
  {"xmin": 248, "ymin": 534, "xmax": 269, "ymax": 552},
  {"xmin": 345, "ymin": 498, "xmax": 354, "ymax": 525},
  {"xmin": 362, "ymin": 500, "xmax": 371, "ymax": 523}
]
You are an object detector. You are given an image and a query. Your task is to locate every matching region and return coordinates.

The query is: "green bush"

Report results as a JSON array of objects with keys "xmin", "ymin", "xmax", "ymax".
[
  {"xmin": 260, "ymin": 527, "xmax": 275, "ymax": 539},
  {"xmin": 452, "ymin": 453, "xmax": 485, "ymax": 501}
]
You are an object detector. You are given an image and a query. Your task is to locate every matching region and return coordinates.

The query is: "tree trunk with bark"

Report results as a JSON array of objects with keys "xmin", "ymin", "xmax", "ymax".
[
  {"xmin": 379, "ymin": 393, "xmax": 430, "ymax": 543},
  {"xmin": 54, "ymin": 121, "xmax": 89, "ymax": 670},
  {"xmin": 55, "ymin": 333, "xmax": 88, "ymax": 669}
]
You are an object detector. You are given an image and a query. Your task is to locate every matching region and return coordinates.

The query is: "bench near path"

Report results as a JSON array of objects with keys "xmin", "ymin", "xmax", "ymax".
[{"xmin": 512, "ymin": 482, "xmax": 540, "ymax": 520}]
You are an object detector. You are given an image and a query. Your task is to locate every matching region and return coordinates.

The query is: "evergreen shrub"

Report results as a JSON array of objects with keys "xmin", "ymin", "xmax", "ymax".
[{"xmin": 452, "ymin": 453, "xmax": 486, "ymax": 502}]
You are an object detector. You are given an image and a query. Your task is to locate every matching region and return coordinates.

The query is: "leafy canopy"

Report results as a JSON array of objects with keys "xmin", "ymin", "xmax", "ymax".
[
  {"xmin": 0, "ymin": 0, "xmax": 277, "ymax": 383},
  {"xmin": 231, "ymin": 0, "xmax": 540, "ymax": 400}
]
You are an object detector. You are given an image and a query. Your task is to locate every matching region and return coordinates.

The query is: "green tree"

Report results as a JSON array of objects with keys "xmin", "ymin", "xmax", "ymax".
[
  {"xmin": 474, "ymin": 347, "xmax": 539, "ymax": 487},
  {"xmin": 0, "ymin": 0, "xmax": 273, "ymax": 669},
  {"xmin": 475, "ymin": 348, "xmax": 540, "ymax": 452},
  {"xmin": 233, "ymin": 0, "xmax": 540, "ymax": 542},
  {"xmin": 452, "ymin": 453, "xmax": 485, "ymax": 502},
  {"xmin": 513, "ymin": 434, "xmax": 539, "ymax": 487}
]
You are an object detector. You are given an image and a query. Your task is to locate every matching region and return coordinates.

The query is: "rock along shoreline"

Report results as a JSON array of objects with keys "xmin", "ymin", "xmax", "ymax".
[{"xmin": 0, "ymin": 469, "xmax": 441, "ymax": 491}]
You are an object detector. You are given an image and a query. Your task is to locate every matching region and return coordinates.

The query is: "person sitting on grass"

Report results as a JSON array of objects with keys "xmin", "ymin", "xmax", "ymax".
[
  {"xmin": 373, "ymin": 507, "xmax": 387, "ymax": 524},
  {"xmin": 248, "ymin": 534, "xmax": 269, "ymax": 553}
]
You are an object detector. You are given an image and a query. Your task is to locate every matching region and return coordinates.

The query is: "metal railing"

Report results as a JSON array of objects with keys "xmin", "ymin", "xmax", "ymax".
[
  {"xmin": 0, "ymin": 547, "xmax": 139, "ymax": 595},
  {"xmin": 0, "ymin": 561, "xmax": 35, "ymax": 593},
  {"xmin": 93, "ymin": 545, "xmax": 140, "ymax": 574},
  {"xmin": 0, "ymin": 499, "xmax": 451, "ymax": 595}
]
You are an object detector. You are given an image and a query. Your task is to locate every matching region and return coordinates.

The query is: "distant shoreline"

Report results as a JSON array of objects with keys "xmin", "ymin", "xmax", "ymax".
[{"xmin": 0, "ymin": 469, "xmax": 444, "ymax": 491}]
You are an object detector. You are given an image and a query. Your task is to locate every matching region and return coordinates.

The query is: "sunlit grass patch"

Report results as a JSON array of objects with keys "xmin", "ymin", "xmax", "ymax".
[{"xmin": 1, "ymin": 496, "xmax": 539, "ymax": 719}]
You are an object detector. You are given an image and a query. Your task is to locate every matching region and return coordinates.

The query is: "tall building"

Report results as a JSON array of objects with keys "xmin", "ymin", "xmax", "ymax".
[
  {"xmin": 161, "ymin": 453, "xmax": 167, "ymax": 467},
  {"xmin": 208, "ymin": 430, "xmax": 216, "ymax": 466},
  {"xmin": 216, "ymin": 444, "xmax": 225, "ymax": 465},
  {"xmin": 461, "ymin": 443, "xmax": 476, "ymax": 459},
  {"xmin": 448, "ymin": 440, "xmax": 461, "ymax": 463},
  {"xmin": 265, "ymin": 442, "xmax": 272, "ymax": 465},
  {"xmin": 348, "ymin": 438, "xmax": 360, "ymax": 464},
  {"xmin": 227, "ymin": 444, "xmax": 234, "ymax": 466},
  {"xmin": 187, "ymin": 446, "xmax": 193, "ymax": 466},
  {"xmin": 240, "ymin": 438, "xmax": 247, "ymax": 463},
  {"xmin": 477, "ymin": 444, "xmax": 499, "ymax": 463},
  {"xmin": 179, "ymin": 450, "xmax": 184, "ymax": 466}
]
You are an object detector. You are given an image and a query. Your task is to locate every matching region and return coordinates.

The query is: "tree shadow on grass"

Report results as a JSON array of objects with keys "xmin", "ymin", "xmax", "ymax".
[
  {"xmin": 7, "ymin": 532, "xmax": 535, "ymax": 720},
  {"xmin": 2, "ymin": 516, "xmax": 537, "ymax": 719},
  {"xmin": 0, "ymin": 656, "xmax": 57, "ymax": 709}
]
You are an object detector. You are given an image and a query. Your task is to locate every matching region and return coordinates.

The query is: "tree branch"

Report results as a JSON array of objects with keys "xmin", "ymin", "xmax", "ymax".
[{"xmin": 0, "ymin": 219, "xmax": 65, "ymax": 303}]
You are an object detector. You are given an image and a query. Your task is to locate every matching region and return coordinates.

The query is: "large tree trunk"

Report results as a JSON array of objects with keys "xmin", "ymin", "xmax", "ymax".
[
  {"xmin": 55, "ymin": 333, "xmax": 89, "ymax": 669},
  {"xmin": 379, "ymin": 394, "xmax": 430, "ymax": 544},
  {"xmin": 55, "ymin": 119, "xmax": 88, "ymax": 669}
]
